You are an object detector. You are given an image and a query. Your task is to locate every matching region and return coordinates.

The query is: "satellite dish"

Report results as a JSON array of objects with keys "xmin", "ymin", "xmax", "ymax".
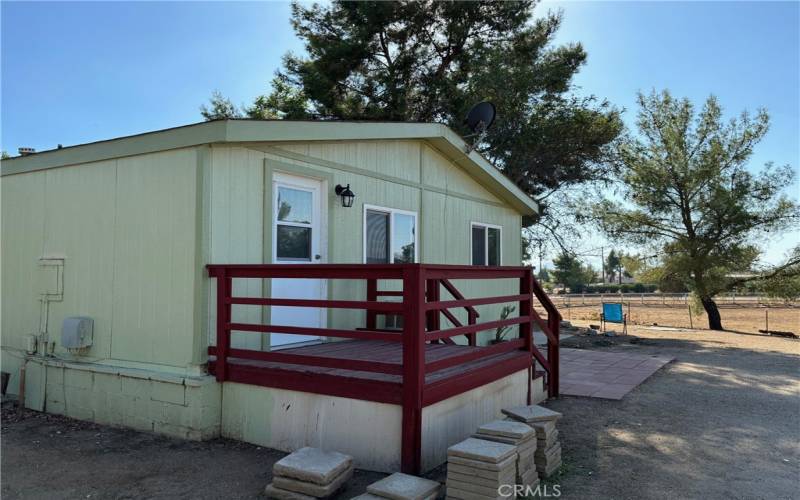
[
  {"xmin": 463, "ymin": 101, "xmax": 496, "ymax": 153},
  {"xmin": 465, "ymin": 102, "xmax": 496, "ymax": 133}
]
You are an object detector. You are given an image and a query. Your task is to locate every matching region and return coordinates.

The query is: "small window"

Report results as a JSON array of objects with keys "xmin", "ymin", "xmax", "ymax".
[
  {"xmin": 364, "ymin": 205, "xmax": 417, "ymax": 263},
  {"xmin": 471, "ymin": 223, "xmax": 501, "ymax": 266}
]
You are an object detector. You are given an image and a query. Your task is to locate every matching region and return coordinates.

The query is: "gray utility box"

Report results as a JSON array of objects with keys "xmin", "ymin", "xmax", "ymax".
[{"xmin": 61, "ymin": 316, "xmax": 93, "ymax": 349}]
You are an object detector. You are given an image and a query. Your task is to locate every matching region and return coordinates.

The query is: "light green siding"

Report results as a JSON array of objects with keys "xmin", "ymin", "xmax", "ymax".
[
  {"xmin": 110, "ymin": 150, "xmax": 200, "ymax": 366},
  {"xmin": 421, "ymin": 144, "xmax": 502, "ymax": 204},
  {"xmin": 208, "ymin": 146, "xmax": 266, "ymax": 350},
  {"xmin": 42, "ymin": 161, "xmax": 117, "ymax": 361},
  {"xmin": 2, "ymin": 134, "xmax": 527, "ymax": 387},
  {"xmin": 1, "ymin": 148, "xmax": 202, "ymax": 379},
  {"xmin": 210, "ymin": 140, "xmax": 523, "ymax": 344}
]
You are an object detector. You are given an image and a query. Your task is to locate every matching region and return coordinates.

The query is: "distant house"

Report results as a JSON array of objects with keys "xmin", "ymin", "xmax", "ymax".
[{"xmin": 1, "ymin": 120, "xmax": 560, "ymax": 473}]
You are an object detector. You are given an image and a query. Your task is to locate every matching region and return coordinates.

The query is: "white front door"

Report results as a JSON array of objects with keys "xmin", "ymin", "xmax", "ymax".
[{"xmin": 270, "ymin": 172, "xmax": 325, "ymax": 348}]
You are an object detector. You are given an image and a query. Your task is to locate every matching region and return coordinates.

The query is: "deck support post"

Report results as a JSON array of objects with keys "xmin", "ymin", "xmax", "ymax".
[
  {"xmin": 216, "ymin": 271, "xmax": 232, "ymax": 382},
  {"xmin": 546, "ymin": 292, "xmax": 560, "ymax": 399},
  {"xmin": 520, "ymin": 268, "xmax": 533, "ymax": 404},
  {"xmin": 401, "ymin": 265, "xmax": 425, "ymax": 474}
]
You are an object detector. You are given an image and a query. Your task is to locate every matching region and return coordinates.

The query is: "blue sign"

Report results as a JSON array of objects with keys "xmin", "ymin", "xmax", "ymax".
[{"xmin": 603, "ymin": 303, "xmax": 624, "ymax": 323}]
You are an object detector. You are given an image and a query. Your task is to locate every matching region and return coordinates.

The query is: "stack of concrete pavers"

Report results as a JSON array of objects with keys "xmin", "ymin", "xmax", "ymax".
[
  {"xmin": 355, "ymin": 472, "xmax": 440, "ymax": 500},
  {"xmin": 502, "ymin": 405, "xmax": 562, "ymax": 478},
  {"xmin": 446, "ymin": 437, "xmax": 518, "ymax": 500},
  {"xmin": 266, "ymin": 447, "xmax": 354, "ymax": 500},
  {"xmin": 472, "ymin": 419, "xmax": 538, "ymax": 490}
]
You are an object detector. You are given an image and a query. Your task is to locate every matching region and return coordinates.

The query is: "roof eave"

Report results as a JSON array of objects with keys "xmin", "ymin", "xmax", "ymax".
[{"xmin": 0, "ymin": 120, "xmax": 538, "ymax": 215}]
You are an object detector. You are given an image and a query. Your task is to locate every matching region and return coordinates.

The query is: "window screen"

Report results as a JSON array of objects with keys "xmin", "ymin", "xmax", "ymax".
[{"xmin": 366, "ymin": 210, "xmax": 390, "ymax": 263}]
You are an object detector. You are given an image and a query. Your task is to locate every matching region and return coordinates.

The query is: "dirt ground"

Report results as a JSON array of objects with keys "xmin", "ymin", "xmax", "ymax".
[
  {"xmin": 0, "ymin": 408, "xmax": 385, "ymax": 500},
  {"xmin": 554, "ymin": 304, "xmax": 799, "ymax": 335},
  {"xmin": 543, "ymin": 321, "xmax": 800, "ymax": 499},
  {"xmin": 2, "ymin": 324, "xmax": 799, "ymax": 499}
]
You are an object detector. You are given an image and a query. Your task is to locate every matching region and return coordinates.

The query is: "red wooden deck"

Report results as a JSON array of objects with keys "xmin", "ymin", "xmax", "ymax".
[
  {"xmin": 206, "ymin": 263, "xmax": 561, "ymax": 474},
  {"xmin": 209, "ymin": 340, "xmax": 533, "ymax": 405}
]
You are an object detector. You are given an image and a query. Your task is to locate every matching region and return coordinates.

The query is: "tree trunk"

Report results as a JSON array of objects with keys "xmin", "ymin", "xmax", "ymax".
[{"xmin": 700, "ymin": 295, "xmax": 723, "ymax": 330}]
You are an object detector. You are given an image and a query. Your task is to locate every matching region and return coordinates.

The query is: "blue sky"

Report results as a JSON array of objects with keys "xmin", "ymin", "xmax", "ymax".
[{"xmin": 2, "ymin": 1, "xmax": 798, "ymax": 266}]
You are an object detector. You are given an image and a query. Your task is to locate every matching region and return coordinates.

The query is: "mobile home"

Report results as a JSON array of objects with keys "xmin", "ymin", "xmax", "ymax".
[{"xmin": 1, "ymin": 120, "xmax": 560, "ymax": 473}]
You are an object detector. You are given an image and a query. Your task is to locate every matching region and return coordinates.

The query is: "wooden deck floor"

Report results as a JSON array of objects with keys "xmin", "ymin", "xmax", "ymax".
[{"xmin": 208, "ymin": 339, "xmax": 532, "ymax": 405}]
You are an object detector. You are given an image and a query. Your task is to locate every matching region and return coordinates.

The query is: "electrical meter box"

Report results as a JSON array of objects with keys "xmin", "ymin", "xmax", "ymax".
[{"xmin": 61, "ymin": 316, "xmax": 93, "ymax": 349}]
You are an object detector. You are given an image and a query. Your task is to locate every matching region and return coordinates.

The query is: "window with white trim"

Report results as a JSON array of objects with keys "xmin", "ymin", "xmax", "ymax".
[
  {"xmin": 471, "ymin": 223, "xmax": 501, "ymax": 266},
  {"xmin": 364, "ymin": 205, "xmax": 417, "ymax": 263}
]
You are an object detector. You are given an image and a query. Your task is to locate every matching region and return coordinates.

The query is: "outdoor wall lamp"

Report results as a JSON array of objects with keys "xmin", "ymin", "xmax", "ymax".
[{"xmin": 335, "ymin": 184, "xmax": 355, "ymax": 208}]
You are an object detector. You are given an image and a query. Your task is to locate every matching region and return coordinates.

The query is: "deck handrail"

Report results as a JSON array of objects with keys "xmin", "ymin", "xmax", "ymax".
[
  {"xmin": 206, "ymin": 262, "xmax": 560, "ymax": 474},
  {"xmin": 436, "ymin": 278, "xmax": 480, "ymax": 345}
]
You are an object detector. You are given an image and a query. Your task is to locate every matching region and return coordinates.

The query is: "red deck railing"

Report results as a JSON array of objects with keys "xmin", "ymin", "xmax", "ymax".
[{"xmin": 206, "ymin": 263, "xmax": 560, "ymax": 474}]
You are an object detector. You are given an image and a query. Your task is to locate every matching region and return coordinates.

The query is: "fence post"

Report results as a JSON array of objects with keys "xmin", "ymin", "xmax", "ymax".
[
  {"xmin": 216, "ymin": 270, "xmax": 232, "ymax": 382},
  {"xmin": 425, "ymin": 279, "xmax": 440, "ymax": 336},
  {"xmin": 401, "ymin": 265, "xmax": 425, "ymax": 474},
  {"xmin": 467, "ymin": 309, "xmax": 478, "ymax": 346},
  {"xmin": 547, "ymin": 298, "xmax": 560, "ymax": 399},
  {"xmin": 366, "ymin": 278, "xmax": 378, "ymax": 330}
]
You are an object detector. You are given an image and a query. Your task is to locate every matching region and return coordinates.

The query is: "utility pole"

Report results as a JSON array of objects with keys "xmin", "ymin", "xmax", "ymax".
[{"xmin": 600, "ymin": 246, "xmax": 605, "ymax": 284}]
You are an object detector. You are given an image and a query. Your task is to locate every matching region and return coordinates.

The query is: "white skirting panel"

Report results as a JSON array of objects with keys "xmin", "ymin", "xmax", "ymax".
[{"xmin": 219, "ymin": 370, "xmax": 544, "ymax": 473}]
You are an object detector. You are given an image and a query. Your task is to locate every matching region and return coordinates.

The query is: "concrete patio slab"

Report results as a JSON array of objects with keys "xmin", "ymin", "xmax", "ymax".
[{"xmin": 556, "ymin": 348, "xmax": 673, "ymax": 399}]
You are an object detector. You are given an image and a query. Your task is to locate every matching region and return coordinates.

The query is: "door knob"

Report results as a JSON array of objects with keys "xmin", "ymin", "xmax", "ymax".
[{"xmin": 314, "ymin": 254, "xmax": 322, "ymax": 260}]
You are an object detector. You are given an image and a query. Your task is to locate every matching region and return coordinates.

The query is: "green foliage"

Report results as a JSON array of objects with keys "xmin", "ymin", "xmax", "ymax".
[
  {"xmin": 589, "ymin": 90, "xmax": 800, "ymax": 329},
  {"xmin": 1, "ymin": 151, "xmax": 11, "ymax": 160},
  {"xmin": 748, "ymin": 246, "xmax": 800, "ymax": 300},
  {"xmin": 246, "ymin": 76, "xmax": 309, "ymax": 120},
  {"xmin": 605, "ymin": 249, "xmax": 622, "ymax": 283},
  {"xmin": 212, "ymin": 0, "xmax": 622, "ymax": 203},
  {"xmin": 536, "ymin": 267, "xmax": 550, "ymax": 282},
  {"xmin": 494, "ymin": 305, "xmax": 517, "ymax": 342},
  {"xmin": 619, "ymin": 253, "xmax": 644, "ymax": 279},
  {"xmin": 551, "ymin": 252, "xmax": 596, "ymax": 292},
  {"xmin": 200, "ymin": 90, "xmax": 243, "ymax": 120},
  {"xmin": 757, "ymin": 275, "xmax": 800, "ymax": 300}
]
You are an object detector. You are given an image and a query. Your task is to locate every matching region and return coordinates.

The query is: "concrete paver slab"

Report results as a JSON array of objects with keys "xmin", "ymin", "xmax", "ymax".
[
  {"xmin": 273, "ymin": 447, "xmax": 353, "ymax": 486},
  {"xmin": 555, "ymin": 348, "xmax": 673, "ymax": 399},
  {"xmin": 367, "ymin": 473, "xmax": 440, "ymax": 500}
]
